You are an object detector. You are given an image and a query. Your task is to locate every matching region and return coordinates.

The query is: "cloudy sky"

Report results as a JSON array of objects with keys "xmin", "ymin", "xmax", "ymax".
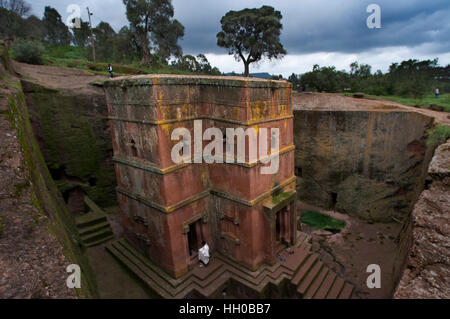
[{"xmin": 30, "ymin": 0, "xmax": 450, "ymax": 76}]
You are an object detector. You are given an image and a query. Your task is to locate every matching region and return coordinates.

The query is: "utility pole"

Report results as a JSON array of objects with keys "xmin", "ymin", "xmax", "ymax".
[{"xmin": 87, "ymin": 7, "xmax": 96, "ymax": 62}]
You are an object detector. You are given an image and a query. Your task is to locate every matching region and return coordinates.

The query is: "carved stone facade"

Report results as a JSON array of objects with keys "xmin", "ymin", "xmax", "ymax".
[{"xmin": 104, "ymin": 75, "xmax": 296, "ymax": 278}]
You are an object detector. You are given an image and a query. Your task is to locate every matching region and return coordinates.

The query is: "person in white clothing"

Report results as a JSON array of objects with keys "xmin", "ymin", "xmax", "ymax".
[
  {"xmin": 198, "ymin": 241, "xmax": 210, "ymax": 267},
  {"xmin": 108, "ymin": 64, "xmax": 114, "ymax": 79}
]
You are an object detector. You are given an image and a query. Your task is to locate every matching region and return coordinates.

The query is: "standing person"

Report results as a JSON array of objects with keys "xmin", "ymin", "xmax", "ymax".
[
  {"xmin": 108, "ymin": 64, "xmax": 114, "ymax": 79},
  {"xmin": 435, "ymin": 88, "xmax": 440, "ymax": 99},
  {"xmin": 198, "ymin": 241, "xmax": 210, "ymax": 267}
]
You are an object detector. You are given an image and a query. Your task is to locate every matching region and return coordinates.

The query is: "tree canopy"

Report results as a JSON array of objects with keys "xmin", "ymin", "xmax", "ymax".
[
  {"xmin": 0, "ymin": 0, "xmax": 30, "ymax": 17},
  {"xmin": 217, "ymin": 5, "xmax": 286, "ymax": 77},
  {"xmin": 123, "ymin": 0, "xmax": 184, "ymax": 65},
  {"xmin": 43, "ymin": 6, "xmax": 71, "ymax": 46}
]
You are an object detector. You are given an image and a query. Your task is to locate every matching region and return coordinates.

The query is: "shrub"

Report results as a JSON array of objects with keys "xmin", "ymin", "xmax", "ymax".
[
  {"xmin": 12, "ymin": 39, "xmax": 45, "ymax": 65},
  {"xmin": 427, "ymin": 125, "xmax": 450, "ymax": 147}
]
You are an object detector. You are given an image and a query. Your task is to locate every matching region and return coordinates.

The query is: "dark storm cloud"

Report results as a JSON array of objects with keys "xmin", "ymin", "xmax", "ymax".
[
  {"xmin": 175, "ymin": 0, "xmax": 450, "ymax": 55},
  {"xmin": 31, "ymin": 0, "xmax": 450, "ymax": 55}
]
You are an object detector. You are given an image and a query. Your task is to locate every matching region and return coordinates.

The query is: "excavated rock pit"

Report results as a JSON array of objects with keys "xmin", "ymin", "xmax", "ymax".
[
  {"xmin": 293, "ymin": 92, "xmax": 447, "ymax": 298},
  {"xmin": 4, "ymin": 56, "xmax": 448, "ymax": 299}
]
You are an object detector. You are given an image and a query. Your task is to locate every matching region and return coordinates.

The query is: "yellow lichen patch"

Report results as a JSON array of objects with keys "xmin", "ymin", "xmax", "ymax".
[
  {"xmin": 160, "ymin": 123, "xmax": 172, "ymax": 138},
  {"xmin": 251, "ymin": 100, "xmax": 270, "ymax": 122},
  {"xmin": 278, "ymin": 103, "xmax": 287, "ymax": 115},
  {"xmin": 233, "ymin": 106, "xmax": 240, "ymax": 120},
  {"xmin": 159, "ymin": 106, "xmax": 171, "ymax": 120}
]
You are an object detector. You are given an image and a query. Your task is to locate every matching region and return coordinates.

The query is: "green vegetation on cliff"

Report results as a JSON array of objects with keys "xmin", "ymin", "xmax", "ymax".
[
  {"xmin": 27, "ymin": 88, "xmax": 116, "ymax": 207},
  {"xmin": 427, "ymin": 125, "xmax": 450, "ymax": 148}
]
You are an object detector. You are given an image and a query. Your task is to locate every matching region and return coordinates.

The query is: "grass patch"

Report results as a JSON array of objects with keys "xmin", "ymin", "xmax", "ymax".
[
  {"xmin": 427, "ymin": 124, "xmax": 450, "ymax": 147},
  {"xmin": 0, "ymin": 216, "xmax": 3, "ymax": 235},
  {"xmin": 341, "ymin": 92, "xmax": 450, "ymax": 112},
  {"xmin": 300, "ymin": 210, "xmax": 346, "ymax": 233},
  {"xmin": 40, "ymin": 46, "xmax": 197, "ymax": 77}
]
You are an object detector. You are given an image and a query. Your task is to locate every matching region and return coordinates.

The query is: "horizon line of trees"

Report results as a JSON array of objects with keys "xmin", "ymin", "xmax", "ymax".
[{"xmin": 288, "ymin": 60, "xmax": 450, "ymax": 98}]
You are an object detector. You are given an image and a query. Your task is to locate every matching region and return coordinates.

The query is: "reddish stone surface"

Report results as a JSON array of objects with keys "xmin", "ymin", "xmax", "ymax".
[{"xmin": 104, "ymin": 75, "xmax": 296, "ymax": 278}]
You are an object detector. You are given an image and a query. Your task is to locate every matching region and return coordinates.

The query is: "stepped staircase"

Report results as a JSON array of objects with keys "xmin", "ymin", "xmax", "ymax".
[
  {"xmin": 75, "ymin": 196, "xmax": 114, "ymax": 247},
  {"xmin": 106, "ymin": 232, "xmax": 356, "ymax": 299}
]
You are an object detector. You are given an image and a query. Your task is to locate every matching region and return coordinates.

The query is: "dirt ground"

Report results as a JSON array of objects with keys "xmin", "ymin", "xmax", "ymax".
[
  {"xmin": 293, "ymin": 92, "xmax": 450, "ymax": 125},
  {"xmin": 297, "ymin": 202, "xmax": 403, "ymax": 299},
  {"xmin": 12, "ymin": 61, "xmax": 106, "ymax": 95}
]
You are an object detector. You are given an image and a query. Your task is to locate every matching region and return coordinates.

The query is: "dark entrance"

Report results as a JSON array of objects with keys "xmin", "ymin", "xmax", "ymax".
[
  {"xmin": 187, "ymin": 220, "xmax": 202, "ymax": 258},
  {"xmin": 275, "ymin": 207, "xmax": 288, "ymax": 243}
]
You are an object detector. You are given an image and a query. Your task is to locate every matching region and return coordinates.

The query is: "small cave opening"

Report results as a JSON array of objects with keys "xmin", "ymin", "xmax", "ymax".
[
  {"xmin": 64, "ymin": 186, "xmax": 86, "ymax": 215},
  {"xmin": 331, "ymin": 192, "xmax": 338, "ymax": 208},
  {"xmin": 424, "ymin": 176, "xmax": 432, "ymax": 190},
  {"xmin": 88, "ymin": 177, "xmax": 97, "ymax": 186},
  {"xmin": 50, "ymin": 165, "xmax": 66, "ymax": 180},
  {"xmin": 295, "ymin": 167, "xmax": 303, "ymax": 178}
]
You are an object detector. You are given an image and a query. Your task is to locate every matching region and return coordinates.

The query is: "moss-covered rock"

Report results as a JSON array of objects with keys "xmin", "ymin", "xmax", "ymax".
[{"xmin": 22, "ymin": 81, "xmax": 117, "ymax": 207}]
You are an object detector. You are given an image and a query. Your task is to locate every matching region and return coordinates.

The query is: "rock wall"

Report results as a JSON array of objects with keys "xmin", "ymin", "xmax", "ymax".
[
  {"xmin": 294, "ymin": 110, "xmax": 435, "ymax": 222},
  {"xmin": 0, "ymin": 43, "xmax": 97, "ymax": 297},
  {"xmin": 394, "ymin": 139, "xmax": 450, "ymax": 299},
  {"xmin": 21, "ymin": 80, "xmax": 116, "ymax": 210}
]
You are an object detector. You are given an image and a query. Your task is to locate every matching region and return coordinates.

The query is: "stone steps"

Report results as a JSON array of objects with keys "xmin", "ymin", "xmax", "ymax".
[
  {"xmin": 84, "ymin": 234, "xmax": 115, "ymax": 247},
  {"xmin": 106, "ymin": 232, "xmax": 355, "ymax": 299},
  {"xmin": 75, "ymin": 212, "xmax": 107, "ymax": 228},
  {"xmin": 311, "ymin": 271, "xmax": 336, "ymax": 299},
  {"xmin": 109, "ymin": 239, "xmax": 229, "ymax": 298},
  {"xmin": 303, "ymin": 265, "xmax": 329, "ymax": 298},
  {"xmin": 289, "ymin": 250, "xmax": 354, "ymax": 299},
  {"xmin": 78, "ymin": 221, "xmax": 110, "ymax": 236},
  {"xmin": 326, "ymin": 277, "xmax": 345, "ymax": 299},
  {"xmin": 75, "ymin": 209, "xmax": 114, "ymax": 247}
]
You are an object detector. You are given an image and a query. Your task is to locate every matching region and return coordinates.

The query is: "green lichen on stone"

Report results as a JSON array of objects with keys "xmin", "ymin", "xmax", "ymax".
[
  {"xmin": 272, "ymin": 191, "xmax": 291, "ymax": 205},
  {"xmin": 28, "ymin": 90, "xmax": 116, "ymax": 207}
]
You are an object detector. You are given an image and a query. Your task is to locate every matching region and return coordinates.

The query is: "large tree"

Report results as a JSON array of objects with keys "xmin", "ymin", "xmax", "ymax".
[
  {"xmin": 0, "ymin": 0, "xmax": 30, "ymax": 17},
  {"xmin": 93, "ymin": 22, "xmax": 116, "ymax": 61},
  {"xmin": 43, "ymin": 6, "xmax": 72, "ymax": 46},
  {"xmin": 0, "ymin": 7, "xmax": 22, "ymax": 39},
  {"xmin": 113, "ymin": 26, "xmax": 140, "ymax": 63},
  {"xmin": 217, "ymin": 5, "xmax": 286, "ymax": 77},
  {"xmin": 123, "ymin": 0, "xmax": 184, "ymax": 65}
]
